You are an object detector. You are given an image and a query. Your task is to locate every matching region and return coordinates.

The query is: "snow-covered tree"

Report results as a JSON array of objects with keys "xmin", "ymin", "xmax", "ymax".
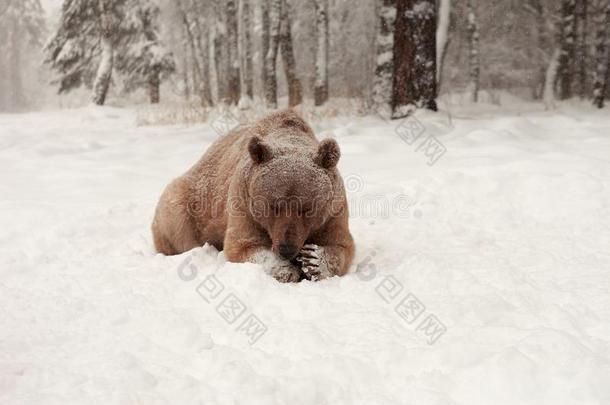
[
  {"xmin": 392, "ymin": 0, "xmax": 437, "ymax": 117},
  {"xmin": 280, "ymin": 0, "xmax": 302, "ymax": 107},
  {"xmin": 371, "ymin": 0, "xmax": 396, "ymax": 115},
  {"xmin": 466, "ymin": 0, "xmax": 480, "ymax": 103},
  {"xmin": 0, "ymin": 0, "xmax": 44, "ymax": 111},
  {"xmin": 117, "ymin": 0, "xmax": 175, "ymax": 104},
  {"xmin": 592, "ymin": 1, "xmax": 609, "ymax": 108},
  {"xmin": 264, "ymin": 0, "xmax": 281, "ymax": 108},
  {"xmin": 313, "ymin": 0, "xmax": 329, "ymax": 106},
  {"xmin": 45, "ymin": 0, "xmax": 131, "ymax": 105}
]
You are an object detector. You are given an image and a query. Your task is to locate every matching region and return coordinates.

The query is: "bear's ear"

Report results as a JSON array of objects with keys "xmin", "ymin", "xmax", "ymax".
[
  {"xmin": 248, "ymin": 136, "xmax": 273, "ymax": 164},
  {"xmin": 314, "ymin": 138, "xmax": 340, "ymax": 169}
]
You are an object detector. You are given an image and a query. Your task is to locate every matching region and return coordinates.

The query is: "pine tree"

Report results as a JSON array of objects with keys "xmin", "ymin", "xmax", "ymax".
[
  {"xmin": 0, "ymin": 0, "xmax": 44, "ymax": 111},
  {"xmin": 45, "ymin": 0, "xmax": 130, "ymax": 105},
  {"xmin": 592, "ymin": 1, "xmax": 609, "ymax": 108},
  {"xmin": 466, "ymin": 0, "xmax": 480, "ymax": 103},
  {"xmin": 371, "ymin": 0, "xmax": 396, "ymax": 116},
  {"xmin": 279, "ymin": 0, "xmax": 302, "ymax": 107},
  {"xmin": 117, "ymin": 0, "xmax": 175, "ymax": 104},
  {"xmin": 313, "ymin": 0, "xmax": 329, "ymax": 106},
  {"xmin": 226, "ymin": 0, "xmax": 241, "ymax": 104},
  {"xmin": 392, "ymin": 0, "xmax": 437, "ymax": 118},
  {"xmin": 264, "ymin": 0, "xmax": 281, "ymax": 108},
  {"xmin": 557, "ymin": 0, "xmax": 577, "ymax": 100}
]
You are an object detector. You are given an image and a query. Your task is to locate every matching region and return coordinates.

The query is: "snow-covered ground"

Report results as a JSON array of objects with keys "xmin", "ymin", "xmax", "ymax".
[{"xmin": 1, "ymin": 104, "xmax": 609, "ymax": 404}]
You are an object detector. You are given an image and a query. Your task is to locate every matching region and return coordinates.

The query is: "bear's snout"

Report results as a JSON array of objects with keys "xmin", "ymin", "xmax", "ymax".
[{"xmin": 278, "ymin": 243, "xmax": 299, "ymax": 260}]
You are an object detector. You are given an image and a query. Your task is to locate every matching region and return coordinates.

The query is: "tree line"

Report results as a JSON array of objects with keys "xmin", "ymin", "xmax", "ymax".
[{"xmin": 0, "ymin": 0, "xmax": 608, "ymax": 113}]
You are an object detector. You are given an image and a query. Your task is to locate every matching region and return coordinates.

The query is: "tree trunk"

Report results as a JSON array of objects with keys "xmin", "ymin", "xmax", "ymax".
[
  {"xmin": 543, "ymin": 48, "xmax": 561, "ymax": 109},
  {"xmin": 436, "ymin": 0, "xmax": 451, "ymax": 91},
  {"xmin": 264, "ymin": 0, "xmax": 281, "ymax": 108},
  {"xmin": 191, "ymin": 7, "xmax": 214, "ymax": 107},
  {"xmin": 9, "ymin": 18, "xmax": 24, "ymax": 110},
  {"xmin": 226, "ymin": 0, "xmax": 241, "ymax": 104},
  {"xmin": 467, "ymin": 0, "xmax": 480, "ymax": 103},
  {"xmin": 314, "ymin": 0, "xmax": 329, "ymax": 106},
  {"xmin": 214, "ymin": 27, "xmax": 226, "ymax": 103},
  {"xmin": 241, "ymin": 0, "xmax": 254, "ymax": 102},
  {"xmin": 149, "ymin": 67, "xmax": 160, "ymax": 104},
  {"xmin": 181, "ymin": 7, "xmax": 213, "ymax": 107},
  {"xmin": 371, "ymin": 0, "xmax": 396, "ymax": 116},
  {"xmin": 529, "ymin": 0, "xmax": 549, "ymax": 100},
  {"xmin": 557, "ymin": 0, "xmax": 577, "ymax": 100},
  {"xmin": 392, "ymin": 0, "xmax": 437, "ymax": 118},
  {"xmin": 198, "ymin": 24, "xmax": 213, "ymax": 107},
  {"xmin": 182, "ymin": 38, "xmax": 191, "ymax": 101},
  {"xmin": 279, "ymin": 0, "xmax": 302, "ymax": 107},
  {"xmin": 577, "ymin": 0, "xmax": 588, "ymax": 98},
  {"xmin": 592, "ymin": 2, "xmax": 609, "ymax": 108},
  {"xmin": 92, "ymin": 0, "xmax": 114, "ymax": 106},
  {"xmin": 261, "ymin": 0, "xmax": 270, "ymax": 96}
]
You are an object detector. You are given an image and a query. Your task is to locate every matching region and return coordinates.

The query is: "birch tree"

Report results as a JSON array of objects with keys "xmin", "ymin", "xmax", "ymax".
[
  {"xmin": 525, "ymin": 0, "xmax": 550, "ymax": 100},
  {"xmin": 240, "ymin": 0, "xmax": 254, "ymax": 104},
  {"xmin": 314, "ymin": 0, "xmax": 329, "ymax": 106},
  {"xmin": 436, "ymin": 0, "xmax": 450, "ymax": 90},
  {"xmin": 577, "ymin": 0, "xmax": 589, "ymax": 97},
  {"xmin": 261, "ymin": 0, "xmax": 270, "ymax": 94},
  {"xmin": 226, "ymin": 0, "xmax": 241, "ymax": 104},
  {"xmin": 592, "ymin": 1, "xmax": 609, "ymax": 108},
  {"xmin": 0, "ymin": 0, "xmax": 44, "ymax": 111},
  {"xmin": 264, "ymin": 0, "xmax": 281, "ymax": 108},
  {"xmin": 371, "ymin": 0, "xmax": 396, "ymax": 115},
  {"xmin": 280, "ymin": 0, "xmax": 302, "ymax": 107},
  {"xmin": 212, "ymin": 2, "xmax": 228, "ymax": 103},
  {"xmin": 179, "ymin": 0, "xmax": 213, "ymax": 107},
  {"xmin": 557, "ymin": 0, "xmax": 577, "ymax": 100},
  {"xmin": 466, "ymin": 0, "xmax": 480, "ymax": 102}
]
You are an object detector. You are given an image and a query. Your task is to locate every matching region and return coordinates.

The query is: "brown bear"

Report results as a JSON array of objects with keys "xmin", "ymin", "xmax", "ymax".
[{"xmin": 151, "ymin": 109, "xmax": 355, "ymax": 282}]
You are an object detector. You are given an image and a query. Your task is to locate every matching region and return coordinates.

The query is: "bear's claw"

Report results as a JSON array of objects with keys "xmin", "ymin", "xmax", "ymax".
[{"xmin": 297, "ymin": 244, "xmax": 332, "ymax": 281}]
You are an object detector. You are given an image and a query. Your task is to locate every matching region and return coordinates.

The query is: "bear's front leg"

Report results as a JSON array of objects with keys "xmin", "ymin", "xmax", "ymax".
[
  {"xmin": 297, "ymin": 244, "xmax": 354, "ymax": 281},
  {"xmin": 223, "ymin": 217, "xmax": 302, "ymax": 283},
  {"xmin": 298, "ymin": 214, "xmax": 355, "ymax": 281}
]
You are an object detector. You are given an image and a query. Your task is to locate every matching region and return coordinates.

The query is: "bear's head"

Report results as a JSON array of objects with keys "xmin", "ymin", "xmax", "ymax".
[{"xmin": 246, "ymin": 135, "xmax": 341, "ymax": 260}]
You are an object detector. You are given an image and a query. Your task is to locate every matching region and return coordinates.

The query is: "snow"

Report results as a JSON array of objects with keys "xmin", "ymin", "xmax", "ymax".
[{"xmin": 1, "ymin": 103, "xmax": 610, "ymax": 404}]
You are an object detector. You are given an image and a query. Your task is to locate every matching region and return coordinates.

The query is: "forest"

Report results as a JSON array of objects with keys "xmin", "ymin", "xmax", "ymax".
[{"xmin": 0, "ymin": 0, "xmax": 608, "ymax": 115}]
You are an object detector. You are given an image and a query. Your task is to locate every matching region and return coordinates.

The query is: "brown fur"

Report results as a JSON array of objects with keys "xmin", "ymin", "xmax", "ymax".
[{"xmin": 152, "ymin": 109, "xmax": 355, "ymax": 279}]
